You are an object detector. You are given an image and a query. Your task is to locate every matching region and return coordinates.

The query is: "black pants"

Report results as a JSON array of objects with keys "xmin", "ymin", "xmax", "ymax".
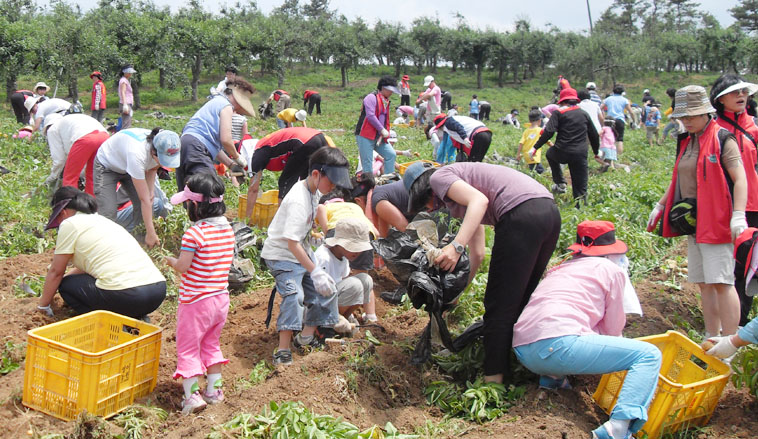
[
  {"xmin": 479, "ymin": 104, "xmax": 491, "ymax": 121},
  {"xmin": 177, "ymin": 134, "xmax": 215, "ymax": 191},
  {"xmin": 483, "ymin": 198, "xmax": 561, "ymax": 377},
  {"xmin": 456, "ymin": 131, "xmax": 492, "ymax": 163},
  {"xmin": 441, "ymin": 94, "xmax": 452, "ymax": 111},
  {"xmin": 10, "ymin": 92, "xmax": 31, "ymax": 124},
  {"xmin": 400, "ymin": 95, "xmax": 410, "ymax": 106},
  {"xmin": 278, "ymin": 134, "xmax": 327, "ymax": 198},
  {"xmin": 59, "ymin": 273, "xmax": 166, "ymax": 318},
  {"xmin": 546, "ymin": 147, "xmax": 589, "ymax": 204},
  {"xmin": 736, "ymin": 211, "xmax": 758, "ymax": 325},
  {"xmin": 306, "ymin": 94, "xmax": 322, "ymax": 115}
]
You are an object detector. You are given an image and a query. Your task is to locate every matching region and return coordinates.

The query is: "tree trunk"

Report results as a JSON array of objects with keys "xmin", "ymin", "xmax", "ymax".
[
  {"xmin": 68, "ymin": 76, "xmax": 78, "ymax": 101},
  {"xmin": 497, "ymin": 62, "xmax": 504, "ymax": 88},
  {"xmin": 277, "ymin": 68, "xmax": 285, "ymax": 88},
  {"xmin": 432, "ymin": 55, "xmax": 437, "ymax": 73},
  {"xmin": 159, "ymin": 68, "xmax": 166, "ymax": 88},
  {"xmin": 394, "ymin": 62, "xmax": 401, "ymax": 78},
  {"xmin": 451, "ymin": 62, "xmax": 457, "ymax": 73},
  {"xmin": 133, "ymin": 77, "xmax": 141, "ymax": 109},
  {"xmin": 477, "ymin": 64, "xmax": 482, "ymax": 89},
  {"xmin": 341, "ymin": 66, "xmax": 347, "ymax": 87},
  {"xmin": 191, "ymin": 55, "xmax": 202, "ymax": 102},
  {"xmin": 6, "ymin": 76, "xmax": 17, "ymax": 103}
]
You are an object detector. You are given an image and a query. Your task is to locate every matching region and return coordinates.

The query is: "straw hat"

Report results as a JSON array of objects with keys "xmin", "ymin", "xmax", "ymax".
[
  {"xmin": 230, "ymin": 84, "xmax": 255, "ymax": 117},
  {"xmin": 671, "ymin": 85, "xmax": 715, "ymax": 118}
]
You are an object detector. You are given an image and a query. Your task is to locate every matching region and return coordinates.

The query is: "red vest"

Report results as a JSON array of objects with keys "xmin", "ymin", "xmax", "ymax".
[
  {"xmin": 358, "ymin": 92, "xmax": 390, "ymax": 140},
  {"xmin": 661, "ymin": 120, "xmax": 733, "ymax": 243},
  {"xmin": 272, "ymin": 90, "xmax": 288, "ymax": 102},
  {"xmin": 304, "ymin": 90, "xmax": 317, "ymax": 100},
  {"xmin": 717, "ymin": 111, "xmax": 758, "ymax": 212},
  {"xmin": 255, "ymin": 127, "xmax": 322, "ymax": 171},
  {"xmin": 91, "ymin": 80, "xmax": 106, "ymax": 110},
  {"xmin": 450, "ymin": 126, "xmax": 491, "ymax": 155}
]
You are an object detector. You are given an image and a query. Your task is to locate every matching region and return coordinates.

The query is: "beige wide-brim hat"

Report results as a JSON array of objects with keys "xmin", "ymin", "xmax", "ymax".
[
  {"xmin": 324, "ymin": 218, "xmax": 373, "ymax": 253},
  {"xmin": 671, "ymin": 85, "xmax": 716, "ymax": 118},
  {"xmin": 230, "ymin": 85, "xmax": 256, "ymax": 117},
  {"xmin": 34, "ymin": 82, "xmax": 50, "ymax": 92}
]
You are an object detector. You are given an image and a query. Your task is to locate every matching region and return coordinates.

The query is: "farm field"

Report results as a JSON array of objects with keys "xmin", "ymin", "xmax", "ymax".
[{"xmin": 1, "ymin": 66, "xmax": 757, "ymax": 438}]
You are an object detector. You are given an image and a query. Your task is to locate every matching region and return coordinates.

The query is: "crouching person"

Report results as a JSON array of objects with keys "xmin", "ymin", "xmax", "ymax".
[
  {"xmin": 513, "ymin": 221, "xmax": 662, "ymax": 439},
  {"xmin": 261, "ymin": 146, "xmax": 353, "ymax": 366},
  {"xmin": 314, "ymin": 218, "xmax": 375, "ymax": 331}
]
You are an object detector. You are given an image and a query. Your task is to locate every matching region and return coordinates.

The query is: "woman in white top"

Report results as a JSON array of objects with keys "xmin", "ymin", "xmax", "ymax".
[
  {"xmin": 119, "ymin": 66, "xmax": 136, "ymax": 129},
  {"xmin": 25, "ymin": 96, "xmax": 71, "ymax": 134},
  {"xmin": 94, "ymin": 127, "xmax": 181, "ymax": 247}
]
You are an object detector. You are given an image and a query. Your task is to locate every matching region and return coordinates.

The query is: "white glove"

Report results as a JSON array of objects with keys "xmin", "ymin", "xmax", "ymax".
[
  {"xmin": 647, "ymin": 203, "xmax": 664, "ymax": 231},
  {"xmin": 380, "ymin": 129, "xmax": 390, "ymax": 139},
  {"xmin": 122, "ymin": 104, "xmax": 129, "ymax": 114},
  {"xmin": 528, "ymin": 148, "xmax": 536, "ymax": 158},
  {"xmin": 706, "ymin": 336, "xmax": 739, "ymax": 359},
  {"xmin": 234, "ymin": 155, "xmax": 246, "ymax": 168},
  {"xmin": 597, "ymin": 150, "xmax": 605, "ymax": 159},
  {"xmin": 311, "ymin": 267, "xmax": 336, "ymax": 297},
  {"xmin": 731, "ymin": 210, "xmax": 747, "ymax": 241},
  {"xmin": 463, "ymin": 138, "xmax": 472, "ymax": 148},
  {"xmin": 37, "ymin": 304, "xmax": 54, "ymax": 317}
]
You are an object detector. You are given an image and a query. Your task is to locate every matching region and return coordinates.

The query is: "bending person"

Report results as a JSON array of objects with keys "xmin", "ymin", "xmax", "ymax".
[
  {"xmin": 513, "ymin": 220, "xmax": 661, "ymax": 439},
  {"xmin": 37, "ymin": 187, "xmax": 167, "ymax": 320},
  {"xmin": 95, "ymin": 128, "xmax": 181, "ymax": 247},
  {"xmin": 45, "ymin": 113, "xmax": 109, "ymax": 195},
  {"xmin": 403, "ymin": 161, "xmax": 561, "ymax": 383},
  {"xmin": 431, "ymin": 114, "xmax": 491, "ymax": 162}
]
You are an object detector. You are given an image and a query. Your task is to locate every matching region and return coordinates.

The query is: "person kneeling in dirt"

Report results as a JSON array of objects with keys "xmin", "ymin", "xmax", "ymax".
[
  {"xmin": 261, "ymin": 147, "xmax": 353, "ymax": 366},
  {"xmin": 37, "ymin": 187, "xmax": 167, "ymax": 321},
  {"xmin": 404, "ymin": 161, "xmax": 561, "ymax": 384},
  {"xmin": 314, "ymin": 218, "xmax": 376, "ymax": 331},
  {"xmin": 513, "ymin": 220, "xmax": 661, "ymax": 439},
  {"xmin": 316, "ymin": 188, "xmax": 380, "ymax": 323}
]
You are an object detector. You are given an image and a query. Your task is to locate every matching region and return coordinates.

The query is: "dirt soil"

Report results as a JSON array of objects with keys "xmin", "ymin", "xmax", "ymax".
[{"xmin": 0, "ymin": 242, "xmax": 757, "ymax": 438}]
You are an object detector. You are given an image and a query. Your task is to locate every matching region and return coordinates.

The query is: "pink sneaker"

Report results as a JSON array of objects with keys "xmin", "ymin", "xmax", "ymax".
[
  {"xmin": 181, "ymin": 391, "xmax": 207, "ymax": 415},
  {"xmin": 203, "ymin": 389, "xmax": 225, "ymax": 405}
]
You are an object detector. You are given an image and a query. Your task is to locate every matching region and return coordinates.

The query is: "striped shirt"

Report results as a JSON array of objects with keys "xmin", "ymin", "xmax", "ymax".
[
  {"xmin": 232, "ymin": 114, "xmax": 247, "ymax": 141},
  {"xmin": 179, "ymin": 217, "xmax": 235, "ymax": 304}
]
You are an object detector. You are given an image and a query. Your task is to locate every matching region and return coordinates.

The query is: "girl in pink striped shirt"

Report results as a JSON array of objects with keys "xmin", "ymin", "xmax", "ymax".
[{"xmin": 166, "ymin": 173, "xmax": 235, "ymax": 415}]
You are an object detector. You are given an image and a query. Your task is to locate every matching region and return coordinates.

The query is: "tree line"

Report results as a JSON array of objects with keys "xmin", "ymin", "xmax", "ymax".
[{"xmin": 3, "ymin": 0, "xmax": 758, "ymax": 107}]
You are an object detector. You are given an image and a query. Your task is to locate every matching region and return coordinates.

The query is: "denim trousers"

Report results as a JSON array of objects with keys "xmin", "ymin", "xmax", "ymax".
[
  {"xmin": 514, "ymin": 335, "xmax": 662, "ymax": 434},
  {"xmin": 356, "ymin": 134, "xmax": 396, "ymax": 175},
  {"xmin": 116, "ymin": 185, "xmax": 171, "ymax": 232},
  {"xmin": 266, "ymin": 259, "xmax": 339, "ymax": 331},
  {"xmin": 276, "ymin": 118, "xmax": 287, "ymax": 129}
]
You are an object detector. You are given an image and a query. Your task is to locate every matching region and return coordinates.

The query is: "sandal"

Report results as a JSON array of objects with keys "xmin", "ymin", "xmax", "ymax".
[{"xmin": 538, "ymin": 375, "xmax": 572, "ymax": 390}]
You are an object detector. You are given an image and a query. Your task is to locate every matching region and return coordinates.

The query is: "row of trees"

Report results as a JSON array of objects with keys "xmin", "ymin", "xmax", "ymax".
[{"xmin": 3, "ymin": 0, "xmax": 758, "ymax": 106}]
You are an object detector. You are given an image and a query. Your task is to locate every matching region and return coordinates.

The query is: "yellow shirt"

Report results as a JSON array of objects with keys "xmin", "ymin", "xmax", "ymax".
[
  {"xmin": 519, "ymin": 126, "xmax": 543, "ymax": 164},
  {"xmin": 277, "ymin": 108, "xmax": 297, "ymax": 123},
  {"xmin": 325, "ymin": 202, "xmax": 375, "ymax": 237},
  {"xmin": 55, "ymin": 213, "xmax": 165, "ymax": 290}
]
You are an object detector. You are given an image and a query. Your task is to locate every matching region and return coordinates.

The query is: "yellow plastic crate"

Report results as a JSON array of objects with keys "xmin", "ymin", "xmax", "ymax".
[
  {"xmin": 22, "ymin": 311, "xmax": 162, "ymax": 421},
  {"xmin": 396, "ymin": 160, "xmax": 441, "ymax": 175},
  {"xmin": 238, "ymin": 189, "xmax": 280, "ymax": 229},
  {"xmin": 592, "ymin": 331, "xmax": 730, "ymax": 438}
]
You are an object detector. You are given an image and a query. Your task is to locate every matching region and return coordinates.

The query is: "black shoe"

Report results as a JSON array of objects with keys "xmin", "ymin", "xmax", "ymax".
[
  {"xmin": 380, "ymin": 286, "xmax": 407, "ymax": 305},
  {"xmin": 273, "ymin": 349, "xmax": 293, "ymax": 366},
  {"xmin": 293, "ymin": 334, "xmax": 323, "ymax": 354}
]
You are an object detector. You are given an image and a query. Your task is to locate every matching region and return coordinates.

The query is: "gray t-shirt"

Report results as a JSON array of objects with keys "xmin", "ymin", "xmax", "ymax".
[
  {"xmin": 429, "ymin": 162, "xmax": 552, "ymax": 225},
  {"xmin": 371, "ymin": 180, "xmax": 412, "ymax": 219}
]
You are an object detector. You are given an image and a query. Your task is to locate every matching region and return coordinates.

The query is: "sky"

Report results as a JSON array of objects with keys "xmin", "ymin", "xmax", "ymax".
[{"xmin": 55, "ymin": 0, "xmax": 739, "ymax": 32}]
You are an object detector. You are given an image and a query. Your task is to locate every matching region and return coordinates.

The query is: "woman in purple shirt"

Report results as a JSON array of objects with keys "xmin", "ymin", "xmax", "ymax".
[
  {"xmin": 403, "ymin": 161, "xmax": 561, "ymax": 384},
  {"xmin": 355, "ymin": 76, "xmax": 399, "ymax": 176}
]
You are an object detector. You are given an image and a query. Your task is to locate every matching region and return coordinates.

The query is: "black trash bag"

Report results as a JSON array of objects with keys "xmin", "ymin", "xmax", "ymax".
[
  {"xmin": 372, "ymin": 228, "xmax": 421, "ymax": 284},
  {"xmin": 451, "ymin": 320, "xmax": 484, "ymax": 352}
]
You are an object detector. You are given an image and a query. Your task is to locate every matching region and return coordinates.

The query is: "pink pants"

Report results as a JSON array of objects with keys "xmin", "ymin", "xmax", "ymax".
[
  {"xmin": 63, "ymin": 130, "xmax": 109, "ymax": 195},
  {"xmin": 173, "ymin": 293, "xmax": 230, "ymax": 379}
]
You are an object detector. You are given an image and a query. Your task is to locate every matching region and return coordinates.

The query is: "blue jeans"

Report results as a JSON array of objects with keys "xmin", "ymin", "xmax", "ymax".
[
  {"xmin": 514, "ymin": 335, "xmax": 661, "ymax": 434},
  {"xmin": 356, "ymin": 134, "xmax": 396, "ymax": 175},
  {"xmin": 116, "ymin": 185, "xmax": 171, "ymax": 232},
  {"xmin": 276, "ymin": 118, "xmax": 286, "ymax": 129},
  {"xmin": 266, "ymin": 259, "xmax": 339, "ymax": 331}
]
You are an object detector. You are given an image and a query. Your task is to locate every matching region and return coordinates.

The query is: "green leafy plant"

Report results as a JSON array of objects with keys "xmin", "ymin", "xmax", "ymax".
[
  {"xmin": 0, "ymin": 341, "xmax": 22, "ymax": 375},
  {"xmin": 112, "ymin": 404, "xmax": 169, "ymax": 439},
  {"xmin": 731, "ymin": 345, "xmax": 758, "ymax": 398},
  {"xmin": 424, "ymin": 378, "xmax": 525, "ymax": 423},
  {"xmin": 431, "ymin": 340, "xmax": 485, "ymax": 382}
]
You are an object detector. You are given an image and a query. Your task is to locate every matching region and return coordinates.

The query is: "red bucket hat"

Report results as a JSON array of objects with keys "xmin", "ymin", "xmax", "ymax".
[
  {"xmin": 567, "ymin": 220, "xmax": 627, "ymax": 256},
  {"xmin": 89, "ymin": 71, "xmax": 102, "ymax": 79},
  {"xmin": 402, "ymin": 75, "xmax": 409, "ymax": 80},
  {"xmin": 558, "ymin": 87, "xmax": 579, "ymax": 104},
  {"xmin": 433, "ymin": 114, "xmax": 447, "ymax": 129}
]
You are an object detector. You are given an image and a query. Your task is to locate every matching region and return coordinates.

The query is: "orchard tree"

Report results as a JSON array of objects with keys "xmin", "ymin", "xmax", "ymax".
[
  {"xmin": 0, "ymin": 0, "xmax": 34, "ymax": 100},
  {"xmin": 329, "ymin": 17, "xmax": 367, "ymax": 87},
  {"xmin": 410, "ymin": 17, "xmax": 442, "ymax": 71},
  {"xmin": 174, "ymin": 1, "xmax": 222, "ymax": 101},
  {"xmin": 731, "ymin": 0, "xmax": 758, "ymax": 33}
]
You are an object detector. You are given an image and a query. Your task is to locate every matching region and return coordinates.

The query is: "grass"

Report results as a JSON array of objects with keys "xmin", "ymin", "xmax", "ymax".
[{"xmin": 0, "ymin": 64, "xmax": 734, "ymax": 436}]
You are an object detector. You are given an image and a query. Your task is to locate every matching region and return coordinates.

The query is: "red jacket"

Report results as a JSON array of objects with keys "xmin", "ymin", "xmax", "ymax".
[
  {"xmin": 303, "ymin": 90, "xmax": 318, "ymax": 100},
  {"xmin": 91, "ymin": 80, "xmax": 106, "ymax": 110},
  {"xmin": 272, "ymin": 90, "xmax": 288, "ymax": 102},
  {"xmin": 661, "ymin": 120, "xmax": 733, "ymax": 243},
  {"xmin": 355, "ymin": 92, "xmax": 390, "ymax": 140},
  {"xmin": 253, "ymin": 127, "xmax": 323, "ymax": 172},
  {"xmin": 716, "ymin": 111, "xmax": 758, "ymax": 212}
]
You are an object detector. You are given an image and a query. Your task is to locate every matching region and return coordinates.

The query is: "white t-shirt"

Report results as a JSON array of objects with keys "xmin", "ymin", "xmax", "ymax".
[
  {"xmin": 96, "ymin": 128, "xmax": 159, "ymax": 179},
  {"xmin": 579, "ymin": 99, "xmax": 603, "ymax": 134},
  {"xmin": 261, "ymin": 180, "xmax": 320, "ymax": 263},
  {"xmin": 35, "ymin": 98, "xmax": 71, "ymax": 131},
  {"xmin": 47, "ymin": 114, "xmax": 107, "ymax": 181},
  {"xmin": 313, "ymin": 245, "xmax": 350, "ymax": 283}
]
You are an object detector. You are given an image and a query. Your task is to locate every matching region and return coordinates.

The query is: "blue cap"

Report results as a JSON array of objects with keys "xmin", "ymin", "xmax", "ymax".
[
  {"xmin": 153, "ymin": 130, "xmax": 181, "ymax": 168},
  {"xmin": 403, "ymin": 162, "xmax": 428, "ymax": 192}
]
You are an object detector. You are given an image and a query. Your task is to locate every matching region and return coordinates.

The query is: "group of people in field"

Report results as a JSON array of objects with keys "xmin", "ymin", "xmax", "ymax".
[{"xmin": 10, "ymin": 65, "xmax": 758, "ymax": 438}]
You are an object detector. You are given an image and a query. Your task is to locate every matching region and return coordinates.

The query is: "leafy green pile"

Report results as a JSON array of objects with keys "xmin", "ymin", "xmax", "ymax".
[
  {"xmin": 206, "ymin": 401, "xmax": 417, "ymax": 439},
  {"xmin": 424, "ymin": 378, "xmax": 525, "ymax": 423}
]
